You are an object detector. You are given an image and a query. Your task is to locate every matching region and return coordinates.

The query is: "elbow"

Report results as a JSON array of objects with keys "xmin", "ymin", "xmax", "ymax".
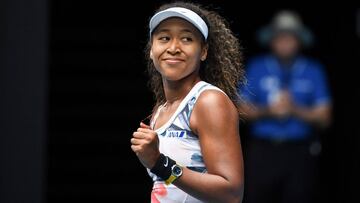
[
  {"xmin": 199, "ymin": 178, "xmax": 244, "ymax": 202},
  {"xmin": 225, "ymin": 169, "xmax": 244, "ymax": 203},
  {"xmin": 318, "ymin": 114, "xmax": 332, "ymax": 129},
  {"xmin": 317, "ymin": 105, "xmax": 333, "ymax": 129},
  {"xmin": 231, "ymin": 185, "xmax": 244, "ymax": 203},
  {"xmin": 224, "ymin": 181, "xmax": 244, "ymax": 203},
  {"xmin": 204, "ymin": 181, "xmax": 244, "ymax": 203},
  {"xmin": 227, "ymin": 194, "xmax": 243, "ymax": 203},
  {"xmin": 222, "ymin": 191, "xmax": 243, "ymax": 203}
]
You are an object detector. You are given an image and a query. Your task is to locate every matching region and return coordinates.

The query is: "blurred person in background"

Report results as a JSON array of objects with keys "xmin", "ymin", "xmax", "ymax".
[{"xmin": 239, "ymin": 10, "xmax": 332, "ymax": 203}]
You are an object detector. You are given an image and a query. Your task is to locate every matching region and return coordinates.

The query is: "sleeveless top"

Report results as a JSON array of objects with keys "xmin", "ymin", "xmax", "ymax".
[{"xmin": 148, "ymin": 81, "xmax": 226, "ymax": 203}]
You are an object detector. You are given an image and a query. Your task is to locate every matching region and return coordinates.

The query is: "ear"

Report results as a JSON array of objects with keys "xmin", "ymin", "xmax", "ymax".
[
  {"xmin": 150, "ymin": 49, "xmax": 154, "ymax": 60},
  {"xmin": 200, "ymin": 44, "xmax": 208, "ymax": 61}
]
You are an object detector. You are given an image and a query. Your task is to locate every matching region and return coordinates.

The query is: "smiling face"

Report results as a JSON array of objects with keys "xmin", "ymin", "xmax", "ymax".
[{"xmin": 150, "ymin": 17, "xmax": 208, "ymax": 81}]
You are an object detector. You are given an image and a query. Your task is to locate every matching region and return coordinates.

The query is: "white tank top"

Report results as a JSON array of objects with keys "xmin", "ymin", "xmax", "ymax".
[{"xmin": 148, "ymin": 81, "xmax": 226, "ymax": 203}]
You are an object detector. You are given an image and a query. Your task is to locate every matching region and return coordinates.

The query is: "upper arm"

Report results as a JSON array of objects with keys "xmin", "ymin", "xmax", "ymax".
[
  {"xmin": 239, "ymin": 61, "xmax": 261, "ymax": 103},
  {"xmin": 190, "ymin": 90, "xmax": 244, "ymax": 186},
  {"xmin": 312, "ymin": 65, "xmax": 332, "ymax": 106}
]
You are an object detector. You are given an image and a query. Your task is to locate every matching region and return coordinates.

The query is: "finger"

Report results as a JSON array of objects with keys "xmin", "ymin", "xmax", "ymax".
[
  {"xmin": 133, "ymin": 131, "xmax": 147, "ymax": 139},
  {"xmin": 136, "ymin": 130, "xmax": 158, "ymax": 141},
  {"xmin": 140, "ymin": 122, "xmax": 151, "ymax": 129},
  {"xmin": 131, "ymin": 145, "xmax": 141, "ymax": 153},
  {"xmin": 134, "ymin": 133, "xmax": 156, "ymax": 144},
  {"xmin": 137, "ymin": 127, "xmax": 155, "ymax": 134},
  {"xmin": 130, "ymin": 138, "xmax": 144, "ymax": 145}
]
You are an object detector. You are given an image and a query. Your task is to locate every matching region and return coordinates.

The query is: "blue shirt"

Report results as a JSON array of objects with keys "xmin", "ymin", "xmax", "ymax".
[{"xmin": 240, "ymin": 54, "xmax": 331, "ymax": 140}]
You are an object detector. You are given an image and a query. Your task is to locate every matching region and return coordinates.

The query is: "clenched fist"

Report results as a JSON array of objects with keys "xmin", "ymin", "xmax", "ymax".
[{"xmin": 131, "ymin": 122, "xmax": 160, "ymax": 169}]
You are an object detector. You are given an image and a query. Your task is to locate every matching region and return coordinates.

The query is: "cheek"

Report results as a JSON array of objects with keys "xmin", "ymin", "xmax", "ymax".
[
  {"xmin": 150, "ymin": 49, "xmax": 165, "ymax": 73},
  {"xmin": 150, "ymin": 45, "xmax": 165, "ymax": 62},
  {"xmin": 186, "ymin": 49, "xmax": 203, "ymax": 66}
]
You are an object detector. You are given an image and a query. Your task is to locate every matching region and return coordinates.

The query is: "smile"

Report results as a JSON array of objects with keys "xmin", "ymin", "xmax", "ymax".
[{"xmin": 163, "ymin": 58, "xmax": 185, "ymax": 65}]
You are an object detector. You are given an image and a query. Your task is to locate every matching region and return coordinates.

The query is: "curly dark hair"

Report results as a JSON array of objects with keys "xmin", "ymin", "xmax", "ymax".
[{"xmin": 145, "ymin": 1, "xmax": 244, "ymax": 111}]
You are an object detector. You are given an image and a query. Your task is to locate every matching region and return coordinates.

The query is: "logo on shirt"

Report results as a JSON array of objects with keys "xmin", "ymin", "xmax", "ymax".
[{"xmin": 165, "ymin": 130, "xmax": 187, "ymax": 138}]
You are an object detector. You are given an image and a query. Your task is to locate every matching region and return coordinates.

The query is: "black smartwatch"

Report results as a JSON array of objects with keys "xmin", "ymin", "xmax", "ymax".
[{"xmin": 165, "ymin": 164, "xmax": 183, "ymax": 185}]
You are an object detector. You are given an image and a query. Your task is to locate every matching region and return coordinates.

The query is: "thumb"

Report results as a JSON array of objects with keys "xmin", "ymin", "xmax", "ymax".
[{"xmin": 140, "ymin": 122, "xmax": 151, "ymax": 129}]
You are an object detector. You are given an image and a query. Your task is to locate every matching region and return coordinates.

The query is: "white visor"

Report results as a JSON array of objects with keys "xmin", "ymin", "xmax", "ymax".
[{"xmin": 149, "ymin": 7, "xmax": 208, "ymax": 40}]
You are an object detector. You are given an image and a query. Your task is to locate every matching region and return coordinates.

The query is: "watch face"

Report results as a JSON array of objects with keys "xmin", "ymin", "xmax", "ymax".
[{"xmin": 172, "ymin": 165, "xmax": 183, "ymax": 176}]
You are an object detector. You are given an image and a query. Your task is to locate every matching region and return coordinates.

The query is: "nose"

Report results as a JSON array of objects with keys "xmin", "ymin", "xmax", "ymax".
[{"xmin": 166, "ymin": 39, "xmax": 181, "ymax": 54}]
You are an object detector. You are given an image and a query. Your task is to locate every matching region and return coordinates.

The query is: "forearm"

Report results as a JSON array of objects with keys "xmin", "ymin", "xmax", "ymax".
[
  {"xmin": 292, "ymin": 105, "xmax": 332, "ymax": 128},
  {"xmin": 174, "ymin": 167, "xmax": 244, "ymax": 203},
  {"xmin": 239, "ymin": 103, "xmax": 270, "ymax": 120}
]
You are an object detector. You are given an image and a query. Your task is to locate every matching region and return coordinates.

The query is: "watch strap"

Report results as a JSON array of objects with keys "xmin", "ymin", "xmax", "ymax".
[
  {"xmin": 164, "ymin": 164, "xmax": 183, "ymax": 185},
  {"xmin": 165, "ymin": 174, "xmax": 178, "ymax": 185}
]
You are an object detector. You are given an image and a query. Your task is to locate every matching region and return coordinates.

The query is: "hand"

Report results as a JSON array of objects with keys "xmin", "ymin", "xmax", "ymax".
[
  {"xmin": 131, "ymin": 122, "xmax": 160, "ymax": 169},
  {"xmin": 269, "ymin": 90, "xmax": 292, "ymax": 118}
]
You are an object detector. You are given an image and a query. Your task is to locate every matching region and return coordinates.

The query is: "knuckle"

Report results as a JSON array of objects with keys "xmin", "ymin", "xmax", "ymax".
[
  {"xmin": 148, "ymin": 132, "xmax": 154, "ymax": 137},
  {"xmin": 142, "ymin": 138, "xmax": 149, "ymax": 144},
  {"xmin": 146, "ymin": 136, "xmax": 155, "ymax": 142},
  {"xmin": 145, "ymin": 136, "xmax": 151, "ymax": 141},
  {"xmin": 151, "ymin": 133, "xmax": 158, "ymax": 139}
]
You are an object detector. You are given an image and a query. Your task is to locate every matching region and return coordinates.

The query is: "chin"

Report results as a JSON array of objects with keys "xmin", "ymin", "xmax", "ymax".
[
  {"xmin": 158, "ymin": 68, "xmax": 187, "ymax": 81},
  {"xmin": 156, "ymin": 64, "xmax": 198, "ymax": 82},
  {"xmin": 162, "ymin": 74, "xmax": 185, "ymax": 82}
]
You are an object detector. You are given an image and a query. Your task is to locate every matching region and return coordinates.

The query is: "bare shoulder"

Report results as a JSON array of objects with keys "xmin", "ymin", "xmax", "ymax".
[
  {"xmin": 191, "ymin": 90, "xmax": 238, "ymax": 133},
  {"xmin": 195, "ymin": 90, "xmax": 237, "ymax": 114}
]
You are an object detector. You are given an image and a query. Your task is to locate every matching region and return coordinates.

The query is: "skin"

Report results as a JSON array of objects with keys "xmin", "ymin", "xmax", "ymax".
[
  {"xmin": 131, "ymin": 18, "xmax": 244, "ymax": 202},
  {"xmin": 240, "ymin": 32, "xmax": 332, "ymax": 128},
  {"xmin": 271, "ymin": 32, "xmax": 300, "ymax": 62}
]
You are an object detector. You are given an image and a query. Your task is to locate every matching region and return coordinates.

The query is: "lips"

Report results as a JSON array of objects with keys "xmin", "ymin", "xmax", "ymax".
[{"xmin": 162, "ymin": 57, "xmax": 185, "ymax": 64}]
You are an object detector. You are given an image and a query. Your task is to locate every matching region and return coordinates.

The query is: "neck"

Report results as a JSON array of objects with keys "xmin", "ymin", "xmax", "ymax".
[{"xmin": 162, "ymin": 72, "xmax": 201, "ymax": 105}]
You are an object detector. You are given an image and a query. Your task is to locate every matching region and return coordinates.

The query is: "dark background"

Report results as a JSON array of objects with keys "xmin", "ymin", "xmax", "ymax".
[{"xmin": 1, "ymin": 0, "xmax": 359, "ymax": 202}]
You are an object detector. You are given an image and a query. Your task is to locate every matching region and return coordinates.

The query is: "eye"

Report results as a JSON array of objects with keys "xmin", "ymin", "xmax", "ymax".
[
  {"xmin": 158, "ymin": 36, "xmax": 170, "ymax": 42},
  {"xmin": 182, "ymin": 37, "xmax": 193, "ymax": 42}
]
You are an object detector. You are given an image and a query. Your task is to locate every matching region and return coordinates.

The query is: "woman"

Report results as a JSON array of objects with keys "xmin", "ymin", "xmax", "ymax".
[{"xmin": 131, "ymin": 2, "xmax": 245, "ymax": 202}]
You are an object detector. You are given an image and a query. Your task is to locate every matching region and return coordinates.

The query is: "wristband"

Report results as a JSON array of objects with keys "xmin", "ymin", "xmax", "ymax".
[{"xmin": 150, "ymin": 153, "xmax": 176, "ymax": 181}]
